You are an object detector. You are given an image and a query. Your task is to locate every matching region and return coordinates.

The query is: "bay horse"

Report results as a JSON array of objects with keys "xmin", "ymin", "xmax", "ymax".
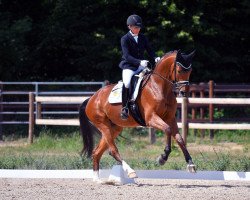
[{"xmin": 79, "ymin": 50, "xmax": 196, "ymax": 182}]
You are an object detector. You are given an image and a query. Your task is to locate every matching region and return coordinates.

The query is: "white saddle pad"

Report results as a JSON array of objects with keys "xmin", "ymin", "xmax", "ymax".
[
  {"xmin": 108, "ymin": 72, "xmax": 147, "ymax": 104},
  {"xmin": 108, "ymin": 81, "xmax": 123, "ymax": 103}
]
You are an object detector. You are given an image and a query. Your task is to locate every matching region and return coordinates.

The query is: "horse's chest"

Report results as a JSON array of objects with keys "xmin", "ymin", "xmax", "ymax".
[{"xmin": 154, "ymin": 97, "xmax": 176, "ymax": 117}]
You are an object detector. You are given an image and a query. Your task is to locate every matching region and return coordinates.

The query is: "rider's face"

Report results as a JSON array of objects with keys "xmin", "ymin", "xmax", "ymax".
[{"xmin": 128, "ymin": 25, "xmax": 141, "ymax": 35}]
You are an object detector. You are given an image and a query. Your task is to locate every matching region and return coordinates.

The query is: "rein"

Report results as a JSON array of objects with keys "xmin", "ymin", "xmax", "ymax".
[
  {"xmin": 141, "ymin": 51, "xmax": 191, "ymax": 93},
  {"xmin": 151, "ymin": 71, "xmax": 189, "ymax": 93},
  {"xmin": 151, "ymin": 72, "xmax": 174, "ymax": 85}
]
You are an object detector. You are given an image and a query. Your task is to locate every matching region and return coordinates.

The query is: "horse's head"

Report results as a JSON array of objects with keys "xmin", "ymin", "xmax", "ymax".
[
  {"xmin": 173, "ymin": 50, "xmax": 195, "ymax": 97},
  {"xmin": 153, "ymin": 50, "xmax": 195, "ymax": 97}
]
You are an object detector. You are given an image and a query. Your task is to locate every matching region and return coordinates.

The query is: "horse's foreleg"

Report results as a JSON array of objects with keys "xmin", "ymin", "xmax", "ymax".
[
  {"xmin": 173, "ymin": 132, "xmax": 196, "ymax": 173},
  {"xmin": 147, "ymin": 113, "xmax": 171, "ymax": 134},
  {"xmin": 157, "ymin": 133, "xmax": 171, "ymax": 165},
  {"xmin": 160, "ymin": 118, "xmax": 196, "ymax": 172},
  {"xmin": 147, "ymin": 113, "xmax": 173, "ymax": 165}
]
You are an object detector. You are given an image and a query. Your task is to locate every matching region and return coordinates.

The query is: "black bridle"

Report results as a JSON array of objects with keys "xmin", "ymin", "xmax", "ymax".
[
  {"xmin": 144, "ymin": 50, "xmax": 192, "ymax": 95},
  {"xmin": 173, "ymin": 50, "xmax": 191, "ymax": 93}
]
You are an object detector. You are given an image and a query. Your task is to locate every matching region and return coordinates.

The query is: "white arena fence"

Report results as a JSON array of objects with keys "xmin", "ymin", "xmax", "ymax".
[{"xmin": 0, "ymin": 168, "xmax": 249, "ymax": 181}]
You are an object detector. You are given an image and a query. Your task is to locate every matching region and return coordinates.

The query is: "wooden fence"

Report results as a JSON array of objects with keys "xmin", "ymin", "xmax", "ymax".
[
  {"xmin": 1, "ymin": 81, "xmax": 250, "ymax": 143},
  {"xmin": 0, "ymin": 81, "xmax": 105, "ymax": 141},
  {"xmin": 188, "ymin": 80, "xmax": 250, "ymax": 139},
  {"xmin": 28, "ymin": 93, "xmax": 250, "ymax": 144},
  {"xmin": 176, "ymin": 97, "xmax": 250, "ymax": 144}
]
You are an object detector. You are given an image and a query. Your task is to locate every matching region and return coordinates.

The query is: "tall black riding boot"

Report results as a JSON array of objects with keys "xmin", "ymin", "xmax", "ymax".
[{"xmin": 120, "ymin": 86, "xmax": 129, "ymax": 120}]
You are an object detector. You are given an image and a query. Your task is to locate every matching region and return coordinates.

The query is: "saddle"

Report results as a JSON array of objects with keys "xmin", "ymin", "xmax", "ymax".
[{"xmin": 108, "ymin": 68, "xmax": 150, "ymax": 126}]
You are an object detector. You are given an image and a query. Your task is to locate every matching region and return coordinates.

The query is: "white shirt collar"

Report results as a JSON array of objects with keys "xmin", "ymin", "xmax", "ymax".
[{"xmin": 129, "ymin": 31, "xmax": 138, "ymax": 42}]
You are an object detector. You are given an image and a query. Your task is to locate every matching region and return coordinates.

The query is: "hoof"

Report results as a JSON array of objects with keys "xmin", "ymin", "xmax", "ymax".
[
  {"xmin": 102, "ymin": 180, "xmax": 119, "ymax": 185},
  {"xmin": 157, "ymin": 156, "xmax": 166, "ymax": 166},
  {"xmin": 187, "ymin": 164, "xmax": 196, "ymax": 173},
  {"xmin": 93, "ymin": 178, "xmax": 104, "ymax": 184},
  {"xmin": 128, "ymin": 171, "xmax": 138, "ymax": 179}
]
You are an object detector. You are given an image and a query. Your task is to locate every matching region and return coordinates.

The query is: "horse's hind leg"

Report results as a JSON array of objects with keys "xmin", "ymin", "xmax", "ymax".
[
  {"xmin": 101, "ymin": 123, "xmax": 123, "ymax": 163},
  {"xmin": 106, "ymin": 125, "xmax": 137, "ymax": 178},
  {"xmin": 92, "ymin": 124, "xmax": 121, "ymax": 182},
  {"xmin": 93, "ymin": 122, "xmax": 137, "ymax": 181},
  {"xmin": 92, "ymin": 138, "xmax": 108, "ymax": 182},
  {"xmin": 98, "ymin": 122, "xmax": 137, "ymax": 179}
]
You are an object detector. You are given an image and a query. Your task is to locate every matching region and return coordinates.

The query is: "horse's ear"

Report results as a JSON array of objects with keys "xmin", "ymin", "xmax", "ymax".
[
  {"xmin": 176, "ymin": 49, "xmax": 182, "ymax": 59},
  {"xmin": 188, "ymin": 49, "xmax": 196, "ymax": 60},
  {"xmin": 182, "ymin": 49, "xmax": 195, "ymax": 64}
]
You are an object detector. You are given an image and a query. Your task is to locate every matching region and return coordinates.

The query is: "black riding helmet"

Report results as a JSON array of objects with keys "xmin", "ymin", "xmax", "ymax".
[{"xmin": 127, "ymin": 14, "xmax": 143, "ymax": 28}]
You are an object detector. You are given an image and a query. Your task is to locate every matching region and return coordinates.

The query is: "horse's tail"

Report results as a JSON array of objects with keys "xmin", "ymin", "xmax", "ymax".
[{"xmin": 79, "ymin": 98, "xmax": 100, "ymax": 158}]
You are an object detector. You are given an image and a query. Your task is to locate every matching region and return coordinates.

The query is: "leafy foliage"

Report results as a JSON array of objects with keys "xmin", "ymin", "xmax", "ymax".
[{"xmin": 0, "ymin": 0, "xmax": 249, "ymax": 82}]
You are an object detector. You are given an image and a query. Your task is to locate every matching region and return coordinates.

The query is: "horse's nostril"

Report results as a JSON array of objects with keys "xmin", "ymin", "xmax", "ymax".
[{"xmin": 179, "ymin": 91, "xmax": 186, "ymax": 97}]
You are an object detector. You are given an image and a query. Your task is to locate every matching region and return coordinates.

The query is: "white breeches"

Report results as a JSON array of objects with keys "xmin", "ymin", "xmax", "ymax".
[{"xmin": 122, "ymin": 65, "xmax": 145, "ymax": 88}]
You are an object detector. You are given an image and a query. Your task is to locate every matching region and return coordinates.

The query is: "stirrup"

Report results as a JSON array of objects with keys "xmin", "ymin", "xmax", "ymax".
[{"xmin": 120, "ymin": 107, "xmax": 129, "ymax": 120}]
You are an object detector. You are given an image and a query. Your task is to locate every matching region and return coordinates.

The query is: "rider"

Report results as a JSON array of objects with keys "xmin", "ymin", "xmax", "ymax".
[{"xmin": 119, "ymin": 14, "xmax": 160, "ymax": 120}]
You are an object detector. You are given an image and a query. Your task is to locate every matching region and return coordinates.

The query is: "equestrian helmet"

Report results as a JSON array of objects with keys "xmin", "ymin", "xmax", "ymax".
[{"xmin": 127, "ymin": 14, "xmax": 143, "ymax": 28}]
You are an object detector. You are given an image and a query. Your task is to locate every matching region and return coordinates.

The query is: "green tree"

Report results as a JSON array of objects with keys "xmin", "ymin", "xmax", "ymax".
[{"xmin": 0, "ymin": 0, "xmax": 249, "ymax": 83}]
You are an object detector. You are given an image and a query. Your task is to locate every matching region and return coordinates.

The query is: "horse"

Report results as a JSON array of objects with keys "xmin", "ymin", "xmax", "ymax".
[{"xmin": 79, "ymin": 50, "xmax": 196, "ymax": 182}]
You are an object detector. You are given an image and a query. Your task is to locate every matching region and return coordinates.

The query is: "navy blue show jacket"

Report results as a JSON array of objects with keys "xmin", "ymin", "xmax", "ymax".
[{"xmin": 119, "ymin": 32, "xmax": 156, "ymax": 70}]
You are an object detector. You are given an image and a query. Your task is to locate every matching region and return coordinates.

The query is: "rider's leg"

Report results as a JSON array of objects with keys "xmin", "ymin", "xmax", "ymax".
[
  {"xmin": 121, "ymin": 66, "xmax": 146, "ymax": 120},
  {"xmin": 121, "ymin": 69, "xmax": 134, "ymax": 120},
  {"xmin": 121, "ymin": 85, "xmax": 129, "ymax": 119}
]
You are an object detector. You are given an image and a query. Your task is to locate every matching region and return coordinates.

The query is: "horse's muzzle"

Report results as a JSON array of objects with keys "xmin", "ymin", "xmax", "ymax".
[{"xmin": 176, "ymin": 81, "xmax": 190, "ymax": 97}]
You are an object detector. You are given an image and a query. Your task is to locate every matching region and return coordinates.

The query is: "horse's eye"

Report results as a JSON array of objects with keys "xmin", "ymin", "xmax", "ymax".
[{"xmin": 177, "ymin": 70, "xmax": 181, "ymax": 74}]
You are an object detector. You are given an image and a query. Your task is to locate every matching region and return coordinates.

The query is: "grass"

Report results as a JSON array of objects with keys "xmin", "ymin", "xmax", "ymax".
[{"xmin": 0, "ymin": 127, "xmax": 249, "ymax": 171}]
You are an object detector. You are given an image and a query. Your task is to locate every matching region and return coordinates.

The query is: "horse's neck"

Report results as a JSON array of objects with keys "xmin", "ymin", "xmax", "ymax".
[
  {"xmin": 145, "ymin": 56, "xmax": 174, "ymax": 96},
  {"xmin": 154, "ymin": 55, "xmax": 175, "ymax": 80}
]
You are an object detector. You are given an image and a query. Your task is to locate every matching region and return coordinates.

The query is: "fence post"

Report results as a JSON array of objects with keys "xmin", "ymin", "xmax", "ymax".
[
  {"xmin": 191, "ymin": 89, "xmax": 197, "ymax": 137},
  {"xmin": 37, "ymin": 101, "xmax": 42, "ymax": 119},
  {"xmin": 0, "ymin": 82, "xmax": 3, "ymax": 141},
  {"xmin": 182, "ymin": 97, "xmax": 188, "ymax": 145},
  {"xmin": 148, "ymin": 128, "xmax": 156, "ymax": 144},
  {"xmin": 209, "ymin": 80, "xmax": 214, "ymax": 140},
  {"xmin": 191, "ymin": 91, "xmax": 196, "ymax": 119},
  {"xmin": 28, "ymin": 92, "xmax": 35, "ymax": 144},
  {"xmin": 199, "ymin": 82, "xmax": 205, "ymax": 138}
]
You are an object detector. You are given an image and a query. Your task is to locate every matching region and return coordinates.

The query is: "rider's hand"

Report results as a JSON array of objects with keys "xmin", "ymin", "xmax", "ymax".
[
  {"xmin": 155, "ymin": 57, "xmax": 161, "ymax": 63},
  {"xmin": 140, "ymin": 60, "xmax": 149, "ymax": 67}
]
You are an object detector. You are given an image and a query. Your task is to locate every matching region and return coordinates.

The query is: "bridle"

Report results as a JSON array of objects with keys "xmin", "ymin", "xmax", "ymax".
[
  {"xmin": 150, "ymin": 51, "xmax": 191, "ymax": 93},
  {"xmin": 173, "ymin": 51, "xmax": 191, "ymax": 92}
]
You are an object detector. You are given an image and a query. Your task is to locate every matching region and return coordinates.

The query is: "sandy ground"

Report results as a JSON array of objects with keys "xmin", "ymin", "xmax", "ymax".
[{"xmin": 0, "ymin": 178, "xmax": 249, "ymax": 200}]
